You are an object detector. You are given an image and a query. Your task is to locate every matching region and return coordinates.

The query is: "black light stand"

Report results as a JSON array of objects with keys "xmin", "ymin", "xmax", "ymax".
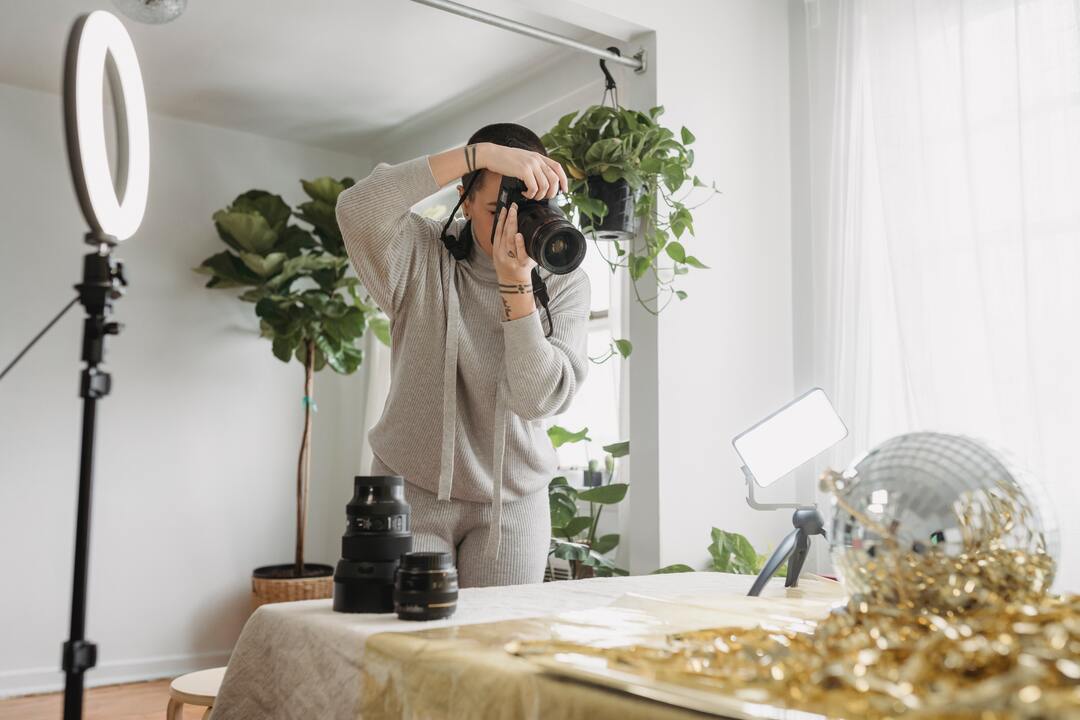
[
  {"xmin": 62, "ymin": 234, "xmax": 127, "ymax": 720},
  {"xmin": 742, "ymin": 465, "xmax": 826, "ymax": 597},
  {"xmin": 747, "ymin": 507, "xmax": 826, "ymax": 597}
]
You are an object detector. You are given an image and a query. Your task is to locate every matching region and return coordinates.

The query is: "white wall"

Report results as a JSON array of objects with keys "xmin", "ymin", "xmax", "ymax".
[
  {"xmin": 569, "ymin": 0, "xmax": 797, "ymax": 571},
  {"xmin": 0, "ymin": 81, "xmax": 369, "ymax": 696}
]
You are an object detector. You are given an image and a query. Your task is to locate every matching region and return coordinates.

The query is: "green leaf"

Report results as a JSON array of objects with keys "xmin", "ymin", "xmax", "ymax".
[
  {"xmin": 230, "ymin": 190, "xmax": 291, "ymax": 231},
  {"xmin": 592, "ymin": 533, "xmax": 620, "ymax": 554},
  {"xmin": 613, "ymin": 339, "xmax": 633, "ymax": 359},
  {"xmin": 577, "ymin": 483, "xmax": 628, "ymax": 504},
  {"xmin": 212, "ymin": 210, "xmax": 278, "ymax": 254},
  {"xmin": 369, "ymin": 316, "xmax": 391, "ymax": 347},
  {"xmin": 676, "ymin": 290, "xmax": 688, "ymax": 300},
  {"xmin": 315, "ymin": 334, "xmax": 348, "ymax": 373},
  {"xmin": 547, "ymin": 425, "xmax": 591, "ymax": 448},
  {"xmin": 684, "ymin": 255, "xmax": 709, "ymax": 269},
  {"xmin": 581, "ymin": 549, "xmax": 616, "ymax": 570},
  {"xmin": 323, "ymin": 306, "xmax": 366, "ymax": 342},
  {"xmin": 665, "ymin": 241, "xmax": 687, "ymax": 263},
  {"xmin": 271, "ymin": 336, "xmax": 294, "ymax": 363},
  {"xmin": 629, "ymin": 255, "xmax": 650, "ymax": 281},
  {"xmin": 552, "ymin": 540, "xmax": 590, "ymax": 562},
  {"xmin": 295, "ymin": 199, "xmax": 344, "ymax": 255},
  {"xmin": 301, "ymin": 177, "xmax": 348, "ymax": 206},
  {"xmin": 278, "ymin": 225, "xmax": 317, "ymax": 258},
  {"xmin": 708, "ymin": 528, "xmax": 759, "ymax": 575},
  {"xmin": 238, "ymin": 251, "xmax": 286, "ymax": 278},
  {"xmin": 602, "ymin": 441, "xmax": 629, "ymax": 458},
  {"xmin": 680, "ymin": 126, "xmax": 696, "ymax": 145},
  {"xmin": 560, "ymin": 516, "xmax": 593, "ymax": 539},
  {"xmin": 193, "ymin": 250, "xmax": 262, "ymax": 288},
  {"xmin": 651, "ymin": 563, "xmax": 696, "ymax": 574},
  {"xmin": 574, "ymin": 195, "xmax": 608, "ymax": 222}
]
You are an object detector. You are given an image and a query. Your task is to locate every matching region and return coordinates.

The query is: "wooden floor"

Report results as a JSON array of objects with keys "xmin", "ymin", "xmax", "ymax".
[{"xmin": 0, "ymin": 679, "xmax": 207, "ymax": 720}]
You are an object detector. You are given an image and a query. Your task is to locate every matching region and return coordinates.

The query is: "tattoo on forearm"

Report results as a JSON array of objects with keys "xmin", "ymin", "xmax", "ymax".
[
  {"xmin": 499, "ymin": 282, "xmax": 532, "ymax": 295},
  {"xmin": 501, "ymin": 296, "xmax": 512, "ymax": 320},
  {"xmin": 470, "ymin": 144, "xmax": 478, "ymax": 173},
  {"xmin": 464, "ymin": 145, "xmax": 474, "ymax": 174}
]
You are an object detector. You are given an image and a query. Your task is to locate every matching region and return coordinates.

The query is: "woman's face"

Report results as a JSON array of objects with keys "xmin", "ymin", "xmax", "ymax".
[{"xmin": 459, "ymin": 170, "xmax": 502, "ymax": 258}]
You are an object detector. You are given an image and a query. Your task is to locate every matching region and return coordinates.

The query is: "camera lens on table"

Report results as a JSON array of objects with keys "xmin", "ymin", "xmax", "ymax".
[
  {"xmin": 333, "ymin": 475, "xmax": 411, "ymax": 614},
  {"xmin": 394, "ymin": 551, "xmax": 458, "ymax": 621}
]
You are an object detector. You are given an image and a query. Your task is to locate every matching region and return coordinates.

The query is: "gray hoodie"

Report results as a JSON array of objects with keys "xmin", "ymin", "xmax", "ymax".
[{"xmin": 335, "ymin": 155, "xmax": 591, "ymax": 560}]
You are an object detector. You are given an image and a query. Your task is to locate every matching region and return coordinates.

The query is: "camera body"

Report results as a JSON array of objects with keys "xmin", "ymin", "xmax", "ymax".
[{"xmin": 494, "ymin": 175, "xmax": 586, "ymax": 275}]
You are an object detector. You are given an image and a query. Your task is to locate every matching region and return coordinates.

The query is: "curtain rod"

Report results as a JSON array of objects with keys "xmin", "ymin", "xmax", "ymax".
[{"xmin": 409, "ymin": 0, "xmax": 646, "ymax": 73}]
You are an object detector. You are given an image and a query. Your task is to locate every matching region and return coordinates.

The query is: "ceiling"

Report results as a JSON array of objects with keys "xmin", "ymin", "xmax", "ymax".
[{"xmin": 0, "ymin": 0, "xmax": 638, "ymax": 155}]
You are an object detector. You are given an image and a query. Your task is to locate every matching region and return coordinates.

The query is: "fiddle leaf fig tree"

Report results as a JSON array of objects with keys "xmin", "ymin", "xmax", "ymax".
[
  {"xmin": 193, "ymin": 177, "xmax": 387, "ymax": 578},
  {"xmin": 542, "ymin": 104, "xmax": 720, "ymax": 314}
]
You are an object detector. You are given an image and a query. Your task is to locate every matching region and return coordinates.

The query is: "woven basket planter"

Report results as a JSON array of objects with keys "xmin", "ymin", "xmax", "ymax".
[{"xmin": 251, "ymin": 563, "xmax": 334, "ymax": 609}]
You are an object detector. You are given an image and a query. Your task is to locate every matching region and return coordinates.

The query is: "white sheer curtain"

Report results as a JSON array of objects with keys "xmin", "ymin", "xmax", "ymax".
[{"xmin": 805, "ymin": 0, "xmax": 1080, "ymax": 591}]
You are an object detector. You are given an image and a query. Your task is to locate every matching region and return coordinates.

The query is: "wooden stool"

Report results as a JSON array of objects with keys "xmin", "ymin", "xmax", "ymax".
[{"xmin": 167, "ymin": 666, "xmax": 227, "ymax": 719}]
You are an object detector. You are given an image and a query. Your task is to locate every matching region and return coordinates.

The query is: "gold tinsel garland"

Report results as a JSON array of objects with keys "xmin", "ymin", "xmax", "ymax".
[{"xmin": 512, "ymin": 471, "xmax": 1080, "ymax": 718}]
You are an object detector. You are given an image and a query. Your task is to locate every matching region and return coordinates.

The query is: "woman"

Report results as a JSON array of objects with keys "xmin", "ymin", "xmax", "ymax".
[{"xmin": 335, "ymin": 123, "xmax": 591, "ymax": 588}]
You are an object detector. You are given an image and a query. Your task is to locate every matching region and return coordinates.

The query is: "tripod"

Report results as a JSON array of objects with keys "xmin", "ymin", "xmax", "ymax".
[
  {"xmin": 747, "ymin": 507, "xmax": 825, "ymax": 597},
  {"xmin": 742, "ymin": 465, "xmax": 826, "ymax": 597},
  {"xmin": 62, "ymin": 235, "xmax": 126, "ymax": 720}
]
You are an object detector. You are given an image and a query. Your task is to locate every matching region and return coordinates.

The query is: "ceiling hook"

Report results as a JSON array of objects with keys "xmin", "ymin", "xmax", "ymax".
[{"xmin": 599, "ymin": 46, "xmax": 621, "ymax": 91}]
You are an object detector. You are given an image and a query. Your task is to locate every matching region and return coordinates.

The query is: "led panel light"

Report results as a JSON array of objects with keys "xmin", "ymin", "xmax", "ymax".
[{"xmin": 733, "ymin": 388, "xmax": 848, "ymax": 488}]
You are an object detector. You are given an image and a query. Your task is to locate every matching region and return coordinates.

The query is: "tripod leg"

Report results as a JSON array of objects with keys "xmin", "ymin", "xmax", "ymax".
[
  {"xmin": 748, "ymin": 529, "xmax": 798, "ymax": 597},
  {"xmin": 784, "ymin": 531, "xmax": 811, "ymax": 588}
]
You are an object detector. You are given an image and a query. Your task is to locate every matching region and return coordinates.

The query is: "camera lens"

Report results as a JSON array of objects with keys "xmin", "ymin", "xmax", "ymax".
[
  {"xmin": 394, "ymin": 551, "xmax": 458, "ymax": 621},
  {"xmin": 518, "ymin": 204, "xmax": 586, "ymax": 274},
  {"xmin": 333, "ymin": 475, "xmax": 411, "ymax": 614}
]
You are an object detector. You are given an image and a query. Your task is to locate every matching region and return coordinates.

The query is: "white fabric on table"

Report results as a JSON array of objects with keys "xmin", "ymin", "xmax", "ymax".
[{"xmin": 210, "ymin": 572, "xmax": 811, "ymax": 720}]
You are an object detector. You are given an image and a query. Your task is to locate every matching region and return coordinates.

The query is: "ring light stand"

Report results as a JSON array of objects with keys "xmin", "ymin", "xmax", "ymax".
[{"xmin": 61, "ymin": 12, "xmax": 148, "ymax": 719}]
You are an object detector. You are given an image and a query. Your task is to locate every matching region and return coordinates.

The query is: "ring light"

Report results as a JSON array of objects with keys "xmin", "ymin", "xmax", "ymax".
[{"xmin": 63, "ymin": 10, "xmax": 149, "ymax": 242}]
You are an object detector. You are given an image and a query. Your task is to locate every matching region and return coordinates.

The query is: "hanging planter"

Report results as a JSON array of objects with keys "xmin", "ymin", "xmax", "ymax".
[
  {"xmin": 542, "ymin": 103, "xmax": 718, "ymax": 313},
  {"xmin": 579, "ymin": 175, "xmax": 637, "ymax": 240}
]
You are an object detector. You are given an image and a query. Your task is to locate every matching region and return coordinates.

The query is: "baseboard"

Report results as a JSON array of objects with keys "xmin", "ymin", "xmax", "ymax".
[{"xmin": 0, "ymin": 649, "xmax": 233, "ymax": 700}]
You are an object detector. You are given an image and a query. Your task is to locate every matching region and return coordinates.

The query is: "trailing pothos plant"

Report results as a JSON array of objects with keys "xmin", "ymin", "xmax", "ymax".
[
  {"xmin": 542, "ymin": 104, "xmax": 720, "ymax": 314},
  {"xmin": 192, "ymin": 177, "xmax": 389, "ymax": 578},
  {"xmin": 546, "ymin": 425, "xmax": 630, "ymax": 579}
]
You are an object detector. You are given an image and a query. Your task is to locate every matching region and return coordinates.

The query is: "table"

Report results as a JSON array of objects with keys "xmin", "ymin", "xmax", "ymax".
[{"xmin": 210, "ymin": 572, "xmax": 842, "ymax": 720}]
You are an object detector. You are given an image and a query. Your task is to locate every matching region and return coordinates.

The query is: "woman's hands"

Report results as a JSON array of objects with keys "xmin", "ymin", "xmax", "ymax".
[
  {"xmin": 493, "ymin": 203, "xmax": 536, "ymax": 284},
  {"xmin": 493, "ymin": 203, "xmax": 539, "ymax": 322},
  {"xmin": 428, "ymin": 142, "xmax": 569, "ymax": 199},
  {"xmin": 478, "ymin": 143, "xmax": 569, "ymax": 200}
]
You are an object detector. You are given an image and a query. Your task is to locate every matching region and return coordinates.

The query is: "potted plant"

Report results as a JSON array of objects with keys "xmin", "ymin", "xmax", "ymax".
[
  {"xmin": 545, "ymin": 426, "xmax": 630, "ymax": 579},
  {"xmin": 542, "ymin": 105, "xmax": 719, "ymax": 312},
  {"xmin": 193, "ymin": 177, "xmax": 387, "ymax": 607}
]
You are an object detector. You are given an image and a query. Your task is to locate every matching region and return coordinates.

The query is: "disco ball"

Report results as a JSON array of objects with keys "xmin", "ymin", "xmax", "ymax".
[
  {"xmin": 112, "ymin": 0, "xmax": 187, "ymax": 24},
  {"xmin": 824, "ymin": 432, "xmax": 1058, "ymax": 610}
]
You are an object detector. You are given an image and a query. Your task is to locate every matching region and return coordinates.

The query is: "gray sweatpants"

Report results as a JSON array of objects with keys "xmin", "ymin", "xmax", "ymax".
[{"xmin": 370, "ymin": 454, "xmax": 551, "ymax": 588}]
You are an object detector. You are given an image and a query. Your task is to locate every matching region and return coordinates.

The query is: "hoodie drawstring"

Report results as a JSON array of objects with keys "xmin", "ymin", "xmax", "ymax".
[
  {"xmin": 437, "ymin": 254, "xmax": 508, "ymax": 562},
  {"xmin": 437, "ymin": 255, "xmax": 460, "ymax": 501}
]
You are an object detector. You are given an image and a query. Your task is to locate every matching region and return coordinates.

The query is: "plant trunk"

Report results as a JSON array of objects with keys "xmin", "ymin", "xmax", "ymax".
[{"xmin": 295, "ymin": 339, "xmax": 315, "ymax": 577}]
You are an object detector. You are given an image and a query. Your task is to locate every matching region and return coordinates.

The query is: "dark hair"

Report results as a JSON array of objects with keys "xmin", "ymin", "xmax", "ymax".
[{"xmin": 461, "ymin": 123, "xmax": 546, "ymax": 198}]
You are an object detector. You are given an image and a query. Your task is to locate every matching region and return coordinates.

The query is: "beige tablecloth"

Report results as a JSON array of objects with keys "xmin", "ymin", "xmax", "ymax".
[{"xmin": 211, "ymin": 572, "xmax": 843, "ymax": 720}]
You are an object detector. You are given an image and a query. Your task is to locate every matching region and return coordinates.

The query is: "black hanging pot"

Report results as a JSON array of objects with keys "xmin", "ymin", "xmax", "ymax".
[{"xmin": 580, "ymin": 176, "xmax": 638, "ymax": 241}]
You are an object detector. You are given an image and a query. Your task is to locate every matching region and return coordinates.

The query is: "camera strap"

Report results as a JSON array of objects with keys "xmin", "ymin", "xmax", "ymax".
[
  {"xmin": 439, "ymin": 172, "xmax": 479, "ymax": 260},
  {"xmin": 532, "ymin": 267, "xmax": 554, "ymax": 339}
]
